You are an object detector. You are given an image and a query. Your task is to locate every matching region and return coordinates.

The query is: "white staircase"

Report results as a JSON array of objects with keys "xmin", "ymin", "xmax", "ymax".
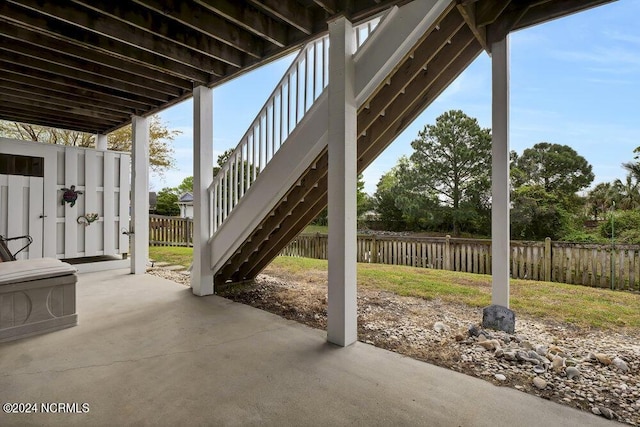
[{"xmin": 208, "ymin": 0, "xmax": 457, "ymax": 280}]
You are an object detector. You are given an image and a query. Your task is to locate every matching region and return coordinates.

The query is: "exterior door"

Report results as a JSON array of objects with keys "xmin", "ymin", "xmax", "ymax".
[{"xmin": 0, "ymin": 174, "xmax": 45, "ymax": 259}]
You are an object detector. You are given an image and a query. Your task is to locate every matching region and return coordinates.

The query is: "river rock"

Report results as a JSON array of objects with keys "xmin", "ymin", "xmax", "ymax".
[
  {"xmin": 533, "ymin": 377, "xmax": 547, "ymax": 390},
  {"xmin": 595, "ymin": 406, "xmax": 617, "ymax": 420},
  {"xmin": 566, "ymin": 366, "xmax": 581, "ymax": 380},
  {"xmin": 612, "ymin": 357, "xmax": 629, "ymax": 372},
  {"xmin": 595, "ymin": 353, "xmax": 612, "ymax": 366},
  {"xmin": 552, "ymin": 355, "xmax": 565, "ymax": 372},
  {"xmin": 533, "ymin": 365, "xmax": 547, "ymax": 374},
  {"xmin": 495, "ymin": 373, "xmax": 507, "ymax": 381},
  {"xmin": 535, "ymin": 345, "xmax": 548, "ymax": 356},
  {"xmin": 504, "ymin": 351, "xmax": 518, "ymax": 362},
  {"xmin": 468, "ymin": 324, "xmax": 480, "ymax": 337},
  {"xmin": 433, "ymin": 321, "xmax": 448, "ymax": 333},
  {"xmin": 477, "ymin": 339, "xmax": 501, "ymax": 351}
]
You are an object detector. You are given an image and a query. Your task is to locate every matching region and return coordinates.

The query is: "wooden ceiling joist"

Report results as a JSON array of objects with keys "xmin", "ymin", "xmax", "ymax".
[
  {"xmin": 194, "ymin": 0, "xmax": 290, "ymax": 48},
  {"xmin": 0, "ymin": 0, "xmax": 615, "ymax": 135},
  {"xmin": 248, "ymin": 0, "xmax": 315, "ymax": 35},
  {"xmin": 0, "ymin": 21, "xmax": 192, "ymax": 89},
  {"xmin": 0, "ymin": 46, "xmax": 179, "ymax": 101}
]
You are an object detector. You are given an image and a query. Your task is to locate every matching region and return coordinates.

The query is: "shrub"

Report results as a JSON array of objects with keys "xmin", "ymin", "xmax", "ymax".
[{"xmin": 600, "ymin": 210, "xmax": 640, "ymax": 239}]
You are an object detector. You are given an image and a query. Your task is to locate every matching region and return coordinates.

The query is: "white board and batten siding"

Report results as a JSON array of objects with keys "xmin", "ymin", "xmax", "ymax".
[{"xmin": 0, "ymin": 137, "xmax": 130, "ymax": 260}]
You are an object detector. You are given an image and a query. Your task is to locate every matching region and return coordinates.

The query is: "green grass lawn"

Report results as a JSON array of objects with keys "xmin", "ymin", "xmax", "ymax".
[
  {"xmin": 303, "ymin": 224, "xmax": 328, "ymax": 234},
  {"xmin": 149, "ymin": 246, "xmax": 193, "ymax": 268},
  {"xmin": 148, "ymin": 247, "xmax": 640, "ymax": 329},
  {"xmin": 267, "ymin": 257, "xmax": 640, "ymax": 329}
]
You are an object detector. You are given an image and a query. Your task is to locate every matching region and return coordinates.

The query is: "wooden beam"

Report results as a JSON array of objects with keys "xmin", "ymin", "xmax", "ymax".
[
  {"xmin": 238, "ymin": 192, "xmax": 328, "ymax": 281},
  {"xmin": 456, "ymin": 1, "xmax": 488, "ymax": 52},
  {"xmin": 0, "ymin": 93, "xmax": 127, "ymax": 122},
  {"xmin": 0, "ymin": 88, "xmax": 128, "ymax": 120},
  {"xmin": 220, "ymin": 154, "xmax": 329, "ymax": 281},
  {"xmin": 248, "ymin": 0, "xmax": 314, "ymax": 35},
  {"xmin": 0, "ymin": 106, "xmax": 118, "ymax": 132},
  {"xmin": 358, "ymin": 10, "xmax": 466, "ymax": 135},
  {"xmin": 513, "ymin": 0, "xmax": 614, "ymax": 31},
  {"xmin": 65, "ymin": 0, "xmax": 247, "ymax": 68},
  {"xmin": 0, "ymin": 112, "xmax": 107, "ymax": 134},
  {"xmin": 0, "ymin": 39, "xmax": 183, "ymax": 98},
  {"xmin": 358, "ymin": 40, "xmax": 483, "ymax": 169},
  {"xmin": 5, "ymin": 0, "xmax": 231, "ymax": 73},
  {"xmin": 312, "ymin": 0, "xmax": 338, "ymax": 15},
  {"xmin": 0, "ymin": 4, "xmax": 213, "ymax": 82},
  {"xmin": 0, "ymin": 51, "xmax": 173, "ymax": 104},
  {"xmin": 486, "ymin": 3, "xmax": 529, "ymax": 46},
  {"xmin": 0, "ymin": 20, "xmax": 193, "ymax": 88},
  {"xmin": 0, "ymin": 72, "xmax": 147, "ymax": 114},
  {"xmin": 131, "ymin": 0, "xmax": 264, "ymax": 58},
  {"xmin": 195, "ymin": 0, "xmax": 289, "ymax": 48},
  {"xmin": 476, "ymin": 0, "xmax": 511, "ymax": 27},
  {"xmin": 0, "ymin": 68, "xmax": 154, "ymax": 112}
]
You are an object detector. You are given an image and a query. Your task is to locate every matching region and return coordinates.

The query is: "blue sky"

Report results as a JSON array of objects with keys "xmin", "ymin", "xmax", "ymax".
[{"xmin": 156, "ymin": 1, "xmax": 640, "ymax": 196}]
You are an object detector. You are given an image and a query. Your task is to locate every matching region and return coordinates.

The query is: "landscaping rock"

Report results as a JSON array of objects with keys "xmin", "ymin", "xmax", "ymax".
[
  {"xmin": 566, "ymin": 366, "xmax": 581, "ymax": 380},
  {"xmin": 533, "ymin": 377, "xmax": 547, "ymax": 390},
  {"xmin": 613, "ymin": 357, "xmax": 630, "ymax": 373},
  {"xmin": 433, "ymin": 321, "xmax": 448, "ymax": 333},
  {"xmin": 595, "ymin": 353, "xmax": 612, "ymax": 366},
  {"xmin": 482, "ymin": 304, "xmax": 515, "ymax": 334}
]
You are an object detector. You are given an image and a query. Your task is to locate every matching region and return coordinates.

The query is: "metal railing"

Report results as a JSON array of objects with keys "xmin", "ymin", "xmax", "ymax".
[{"xmin": 209, "ymin": 17, "xmax": 382, "ymax": 236}]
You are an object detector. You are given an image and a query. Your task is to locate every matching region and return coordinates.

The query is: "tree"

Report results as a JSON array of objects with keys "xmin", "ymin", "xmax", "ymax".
[
  {"xmin": 510, "ymin": 185, "xmax": 572, "ymax": 240},
  {"xmin": 512, "ymin": 142, "xmax": 594, "ymax": 196},
  {"xmin": 0, "ymin": 115, "xmax": 180, "ymax": 177},
  {"xmin": 155, "ymin": 187, "xmax": 180, "ymax": 216},
  {"xmin": 612, "ymin": 174, "xmax": 640, "ymax": 210},
  {"xmin": 175, "ymin": 176, "xmax": 193, "ymax": 196},
  {"xmin": 406, "ymin": 110, "xmax": 492, "ymax": 235},
  {"xmin": 312, "ymin": 174, "xmax": 369, "ymax": 228},
  {"xmin": 587, "ymin": 182, "xmax": 614, "ymax": 221},
  {"xmin": 212, "ymin": 149, "xmax": 234, "ymax": 177}
]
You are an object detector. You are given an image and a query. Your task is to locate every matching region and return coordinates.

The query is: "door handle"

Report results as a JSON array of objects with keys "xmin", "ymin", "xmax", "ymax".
[{"xmin": 39, "ymin": 215, "xmax": 47, "ymax": 218}]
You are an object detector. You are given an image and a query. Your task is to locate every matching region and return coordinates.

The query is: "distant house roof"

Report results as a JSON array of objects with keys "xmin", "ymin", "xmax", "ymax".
[{"xmin": 178, "ymin": 192, "xmax": 193, "ymax": 203}]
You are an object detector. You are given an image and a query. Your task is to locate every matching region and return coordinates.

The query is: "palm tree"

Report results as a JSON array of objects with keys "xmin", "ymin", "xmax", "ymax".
[
  {"xmin": 612, "ymin": 174, "xmax": 640, "ymax": 210},
  {"xmin": 587, "ymin": 182, "xmax": 615, "ymax": 220}
]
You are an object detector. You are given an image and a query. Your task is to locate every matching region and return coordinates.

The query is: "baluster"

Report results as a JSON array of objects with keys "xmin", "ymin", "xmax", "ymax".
[
  {"xmin": 322, "ymin": 38, "xmax": 327, "ymax": 89},
  {"xmin": 253, "ymin": 127, "xmax": 259, "ymax": 181},
  {"xmin": 313, "ymin": 41, "xmax": 318, "ymax": 101},
  {"xmin": 295, "ymin": 61, "xmax": 300, "ymax": 124},
  {"xmin": 258, "ymin": 119, "xmax": 263, "ymax": 173},
  {"xmin": 280, "ymin": 85, "xmax": 285, "ymax": 144},
  {"xmin": 271, "ymin": 100, "xmax": 276, "ymax": 156},
  {"xmin": 240, "ymin": 141, "xmax": 245, "ymax": 197},
  {"xmin": 214, "ymin": 187, "xmax": 216, "ymax": 237}
]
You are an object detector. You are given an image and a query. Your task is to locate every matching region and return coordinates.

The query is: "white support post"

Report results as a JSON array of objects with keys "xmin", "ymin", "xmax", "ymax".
[
  {"xmin": 96, "ymin": 133, "xmax": 108, "ymax": 151},
  {"xmin": 327, "ymin": 16, "xmax": 358, "ymax": 347},
  {"xmin": 191, "ymin": 85, "xmax": 214, "ymax": 296},
  {"xmin": 131, "ymin": 115, "xmax": 149, "ymax": 275},
  {"xmin": 491, "ymin": 36, "xmax": 510, "ymax": 307}
]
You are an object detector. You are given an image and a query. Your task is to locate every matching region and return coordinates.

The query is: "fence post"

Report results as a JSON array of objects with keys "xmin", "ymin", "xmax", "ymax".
[
  {"xmin": 371, "ymin": 235, "xmax": 378, "ymax": 264},
  {"xmin": 544, "ymin": 237, "xmax": 551, "ymax": 282},
  {"xmin": 445, "ymin": 235, "xmax": 451, "ymax": 270}
]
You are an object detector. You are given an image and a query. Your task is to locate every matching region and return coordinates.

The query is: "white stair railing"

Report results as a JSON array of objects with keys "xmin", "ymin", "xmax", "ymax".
[{"xmin": 209, "ymin": 17, "xmax": 382, "ymax": 236}]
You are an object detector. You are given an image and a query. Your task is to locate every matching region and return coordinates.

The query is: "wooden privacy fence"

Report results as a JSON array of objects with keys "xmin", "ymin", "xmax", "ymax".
[
  {"xmin": 149, "ymin": 215, "xmax": 193, "ymax": 247},
  {"xmin": 281, "ymin": 234, "xmax": 640, "ymax": 291}
]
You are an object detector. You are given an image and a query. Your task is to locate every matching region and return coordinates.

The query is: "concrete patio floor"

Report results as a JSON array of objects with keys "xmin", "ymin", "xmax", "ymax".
[{"xmin": 0, "ymin": 269, "xmax": 619, "ymax": 427}]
